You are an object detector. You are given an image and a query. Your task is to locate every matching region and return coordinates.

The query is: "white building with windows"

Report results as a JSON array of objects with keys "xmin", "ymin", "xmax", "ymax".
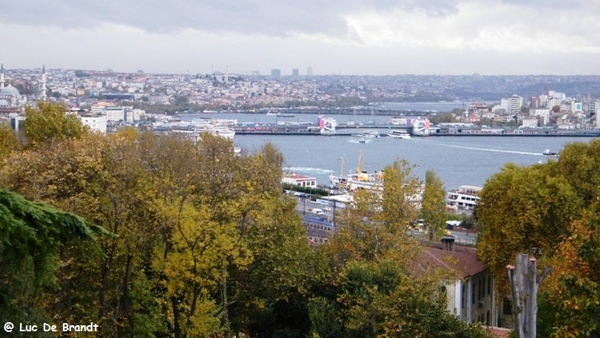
[
  {"xmin": 531, "ymin": 108, "xmax": 550, "ymax": 126},
  {"xmin": 521, "ymin": 117, "xmax": 538, "ymax": 128},
  {"xmin": 282, "ymin": 173, "xmax": 317, "ymax": 188},
  {"xmin": 79, "ymin": 113, "xmax": 107, "ymax": 134}
]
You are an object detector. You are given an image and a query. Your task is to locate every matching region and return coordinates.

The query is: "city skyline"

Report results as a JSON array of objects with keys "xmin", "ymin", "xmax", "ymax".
[{"xmin": 1, "ymin": 1, "xmax": 600, "ymax": 76}]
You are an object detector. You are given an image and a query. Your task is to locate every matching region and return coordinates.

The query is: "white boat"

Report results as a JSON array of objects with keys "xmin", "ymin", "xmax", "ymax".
[
  {"xmin": 170, "ymin": 126, "xmax": 235, "ymax": 141},
  {"xmin": 329, "ymin": 151, "xmax": 384, "ymax": 191},
  {"xmin": 352, "ymin": 130, "xmax": 380, "ymax": 138},
  {"xmin": 446, "ymin": 185, "xmax": 482, "ymax": 212},
  {"xmin": 206, "ymin": 127, "xmax": 235, "ymax": 139},
  {"xmin": 387, "ymin": 130, "xmax": 411, "ymax": 139}
]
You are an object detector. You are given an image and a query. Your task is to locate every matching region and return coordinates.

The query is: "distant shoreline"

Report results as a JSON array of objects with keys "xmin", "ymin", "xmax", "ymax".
[{"xmin": 235, "ymin": 131, "xmax": 600, "ymax": 137}]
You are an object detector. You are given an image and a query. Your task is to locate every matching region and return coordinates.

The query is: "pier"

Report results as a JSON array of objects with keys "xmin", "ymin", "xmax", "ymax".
[{"xmin": 233, "ymin": 123, "xmax": 600, "ymax": 137}]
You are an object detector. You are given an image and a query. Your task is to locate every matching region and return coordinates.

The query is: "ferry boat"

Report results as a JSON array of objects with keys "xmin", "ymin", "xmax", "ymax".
[
  {"xmin": 329, "ymin": 151, "xmax": 384, "ymax": 191},
  {"xmin": 157, "ymin": 118, "xmax": 236, "ymax": 141},
  {"xmin": 387, "ymin": 130, "xmax": 411, "ymax": 139},
  {"xmin": 446, "ymin": 185, "xmax": 482, "ymax": 213},
  {"xmin": 352, "ymin": 130, "xmax": 380, "ymax": 139},
  {"xmin": 171, "ymin": 127, "xmax": 235, "ymax": 141}
]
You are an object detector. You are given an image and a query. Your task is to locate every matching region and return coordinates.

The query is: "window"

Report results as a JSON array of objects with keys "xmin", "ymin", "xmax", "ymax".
[
  {"xmin": 481, "ymin": 278, "xmax": 485, "ymax": 299},
  {"xmin": 488, "ymin": 276, "xmax": 491, "ymax": 296},
  {"xmin": 503, "ymin": 298, "xmax": 512, "ymax": 315}
]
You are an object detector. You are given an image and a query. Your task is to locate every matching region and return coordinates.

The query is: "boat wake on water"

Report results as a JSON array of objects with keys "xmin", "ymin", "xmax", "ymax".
[
  {"xmin": 424, "ymin": 142, "xmax": 543, "ymax": 156},
  {"xmin": 284, "ymin": 167, "xmax": 334, "ymax": 175},
  {"xmin": 347, "ymin": 138, "xmax": 370, "ymax": 144}
]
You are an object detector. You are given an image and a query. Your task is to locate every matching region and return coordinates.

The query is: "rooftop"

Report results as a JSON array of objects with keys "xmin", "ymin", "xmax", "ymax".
[{"xmin": 416, "ymin": 243, "xmax": 485, "ymax": 279}]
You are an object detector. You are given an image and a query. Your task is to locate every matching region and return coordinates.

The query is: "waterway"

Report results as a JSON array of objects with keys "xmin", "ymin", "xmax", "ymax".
[{"xmin": 180, "ymin": 112, "xmax": 596, "ymax": 190}]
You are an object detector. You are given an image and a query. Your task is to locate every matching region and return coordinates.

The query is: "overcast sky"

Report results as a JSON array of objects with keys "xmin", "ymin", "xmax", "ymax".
[{"xmin": 1, "ymin": 0, "xmax": 599, "ymax": 75}]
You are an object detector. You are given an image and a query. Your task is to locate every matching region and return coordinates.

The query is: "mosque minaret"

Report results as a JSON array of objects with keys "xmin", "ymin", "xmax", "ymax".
[{"xmin": 41, "ymin": 64, "xmax": 47, "ymax": 101}]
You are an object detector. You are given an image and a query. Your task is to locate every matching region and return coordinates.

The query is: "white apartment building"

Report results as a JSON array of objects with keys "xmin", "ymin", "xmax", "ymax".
[
  {"xmin": 79, "ymin": 113, "xmax": 107, "ymax": 134},
  {"xmin": 531, "ymin": 108, "xmax": 550, "ymax": 126},
  {"xmin": 521, "ymin": 117, "xmax": 538, "ymax": 128},
  {"xmin": 570, "ymin": 101, "xmax": 583, "ymax": 113},
  {"xmin": 500, "ymin": 95, "xmax": 523, "ymax": 113}
]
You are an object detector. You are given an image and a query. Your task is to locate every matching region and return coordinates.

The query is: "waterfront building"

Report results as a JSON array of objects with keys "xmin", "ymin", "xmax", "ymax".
[
  {"xmin": 282, "ymin": 173, "xmax": 317, "ymax": 188},
  {"xmin": 521, "ymin": 117, "xmax": 538, "ymax": 128}
]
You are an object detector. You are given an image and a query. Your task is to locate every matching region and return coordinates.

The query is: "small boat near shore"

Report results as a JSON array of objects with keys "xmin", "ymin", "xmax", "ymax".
[{"xmin": 542, "ymin": 149, "xmax": 559, "ymax": 156}]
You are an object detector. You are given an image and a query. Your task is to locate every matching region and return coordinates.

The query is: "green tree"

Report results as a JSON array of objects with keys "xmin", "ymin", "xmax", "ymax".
[
  {"xmin": 23, "ymin": 101, "xmax": 87, "ymax": 146},
  {"xmin": 0, "ymin": 123, "xmax": 19, "ymax": 163},
  {"xmin": 420, "ymin": 170, "xmax": 447, "ymax": 241},
  {"xmin": 0, "ymin": 189, "xmax": 107, "ymax": 325},
  {"xmin": 476, "ymin": 162, "xmax": 581, "ymax": 295}
]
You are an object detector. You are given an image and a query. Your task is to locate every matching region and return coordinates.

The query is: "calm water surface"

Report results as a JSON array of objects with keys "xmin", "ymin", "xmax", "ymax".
[
  {"xmin": 234, "ymin": 134, "xmax": 593, "ymax": 190},
  {"xmin": 182, "ymin": 113, "xmax": 595, "ymax": 189}
]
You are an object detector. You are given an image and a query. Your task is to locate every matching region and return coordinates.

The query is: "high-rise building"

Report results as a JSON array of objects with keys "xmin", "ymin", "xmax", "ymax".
[
  {"xmin": 306, "ymin": 66, "xmax": 313, "ymax": 76},
  {"xmin": 271, "ymin": 69, "xmax": 281, "ymax": 77},
  {"xmin": 507, "ymin": 95, "xmax": 523, "ymax": 113},
  {"xmin": 292, "ymin": 68, "xmax": 299, "ymax": 77}
]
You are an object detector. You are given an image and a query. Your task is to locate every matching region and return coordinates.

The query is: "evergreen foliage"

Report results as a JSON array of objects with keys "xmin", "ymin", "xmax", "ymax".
[{"xmin": 0, "ymin": 189, "xmax": 106, "ymax": 324}]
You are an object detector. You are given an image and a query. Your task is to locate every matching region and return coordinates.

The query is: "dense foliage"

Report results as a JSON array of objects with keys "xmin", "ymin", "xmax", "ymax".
[
  {"xmin": 0, "ymin": 103, "xmax": 492, "ymax": 337},
  {"xmin": 477, "ymin": 139, "xmax": 600, "ymax": 337}
]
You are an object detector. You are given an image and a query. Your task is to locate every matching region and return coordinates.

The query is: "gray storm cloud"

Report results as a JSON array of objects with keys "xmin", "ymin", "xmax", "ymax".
[{"xmin": 0, "ymin": 0, "xmax": 460, "ymax": 36}]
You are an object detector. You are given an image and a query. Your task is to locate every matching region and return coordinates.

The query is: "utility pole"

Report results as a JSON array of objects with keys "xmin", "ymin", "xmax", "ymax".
[{"xmin": 506, "ymin": 254, "xmax": 551, "ymax": 338}]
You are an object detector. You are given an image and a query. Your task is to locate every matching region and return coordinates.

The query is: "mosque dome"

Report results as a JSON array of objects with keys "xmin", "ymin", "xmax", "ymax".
[
  {"xmin": 0, "ymin": 99, "xmax": 9, "ymax": 106},
  {"xmin": 0, "ymin": 85, "xmax": 20, "ymax": 97}
]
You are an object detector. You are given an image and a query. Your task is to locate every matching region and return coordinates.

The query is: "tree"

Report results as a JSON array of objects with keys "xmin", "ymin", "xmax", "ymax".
[
  {"xmin": 476, "ymin": 162, "xmax": 581, "ymax": 295},
  {"xmin": 555, "ymin": 140, "xmax": 600, "ymax": 204},
  {"xmin": 0, "ymin": 189, "xmax": 107, "ymax": 325},
  {"xmin": 420, "ymin": 170, "xmax": 447, "ymax": 241},
  {"xmin": 23, "ymin": 101, "xmax": 88, "ymax": 146},
  {"xmin": 544, "ymin": 209, "xmax": 600, "ymax": 337},
  {"xmin": 0, "ymin": 123, "xmax": 19, "ymax": 163},
  {"xmin": 324, "ymin": 160, "xmax": 420, "ymax": 269}
]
